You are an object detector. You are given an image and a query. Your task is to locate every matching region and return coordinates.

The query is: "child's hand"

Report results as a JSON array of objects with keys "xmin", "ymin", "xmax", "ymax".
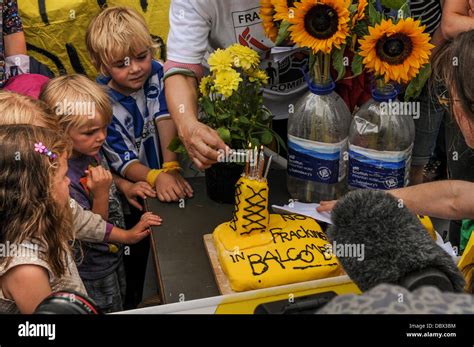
[
  {"xmin": 85, "ymin": 165, "xmax": 113, "ymax": 197},
  {"xmin": 155, "ymin": 171, "xmax": 193, "ymax": 202},
  {"xmin": 123, "ymin": 181, "xmax": 157, "ymax": 211},
  {"xmin": 126, "ymin": 212, "xmax": 162, "ymax": 244}
]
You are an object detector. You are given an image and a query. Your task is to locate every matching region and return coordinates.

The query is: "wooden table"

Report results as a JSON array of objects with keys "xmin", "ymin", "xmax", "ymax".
[{"xmin": 143, "ymin": 167, "xmax": 291, "ymax": 304}]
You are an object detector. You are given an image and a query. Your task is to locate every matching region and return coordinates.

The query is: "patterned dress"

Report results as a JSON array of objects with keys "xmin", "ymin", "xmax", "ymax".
[{"xmin": 0, "ymin": 0, "xmax": 23, "ymax": 87}]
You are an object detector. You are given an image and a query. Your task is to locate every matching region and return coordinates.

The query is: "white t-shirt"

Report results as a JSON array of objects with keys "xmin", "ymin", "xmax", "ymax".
[{"xmin": 167, "ymin": 0, "xmax": 309, "ymax": 120}]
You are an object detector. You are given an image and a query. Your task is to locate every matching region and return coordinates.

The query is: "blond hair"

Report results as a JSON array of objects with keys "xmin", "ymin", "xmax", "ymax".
[
  {"xmin": 0, "ymin": 91, "xmax": 58, "ymax": 129},
  {"xmin": 39, "ymin": 74, "xmax": 112, "ymax": 133},
  {"xmin": 86, "ymin": 6, "xmax": 157, "ymax": 75}
]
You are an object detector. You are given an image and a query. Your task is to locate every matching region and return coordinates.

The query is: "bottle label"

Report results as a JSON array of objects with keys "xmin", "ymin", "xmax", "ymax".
[
  {"xmin": 348, "ymin": 144, "xmax": 413, "ymax": 190},
  {"xmin": 287, "ymin": 135, "xmax": 347, "ymax": 184}
]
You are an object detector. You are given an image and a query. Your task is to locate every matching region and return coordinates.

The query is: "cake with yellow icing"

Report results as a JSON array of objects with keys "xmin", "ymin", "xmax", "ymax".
[{"xmin": 213, "ymin": 176, "xmax": 341, "ymax": 292}]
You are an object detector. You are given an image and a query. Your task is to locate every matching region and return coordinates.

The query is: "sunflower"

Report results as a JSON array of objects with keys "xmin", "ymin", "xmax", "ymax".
[
  {"xmin": 274, "ymin": 0, "xmax": 299, "ymax": 21},
  {"xmin": 214, "ymin": 69, "xmax": 243, "ymax": 98},
  {"xmin": 228, "ymin": 44, "xmax": 260, "ymax": 71},
  {"xmin": 288, "ymin": 0, "xmax": 350, "ymax": 54},
  {"xmin": 208, "ymin": 49, "xmax": 234, "ymax": 72},
  {"xmin": 358, "ymin": 18, "xmax": 435, "ymax": 84},
  {"xmin": 260, "ymin": 0, "xmax": 278, "ymax": 42},
  {"xmin": 352, "ymin": 0, "xmax": 368, "ymax": 26}
]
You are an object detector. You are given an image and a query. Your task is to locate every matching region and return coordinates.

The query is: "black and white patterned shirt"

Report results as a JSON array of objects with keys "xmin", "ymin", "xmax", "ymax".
[{"xmin": 410, "ymin": 0, "xmax": 443, "ymax": 36}]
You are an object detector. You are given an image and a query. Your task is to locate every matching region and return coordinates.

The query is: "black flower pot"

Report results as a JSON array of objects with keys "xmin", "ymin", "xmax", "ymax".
[{"xmin": 205, "ymin": 163, "xmax": 244, "ymax": 204}]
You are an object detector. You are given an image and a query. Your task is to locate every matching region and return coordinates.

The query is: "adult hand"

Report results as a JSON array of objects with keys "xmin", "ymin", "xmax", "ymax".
[
  {"xmin": 179, "ymin": 120, "xmax": 229, "ymax": 170},
  {"xmin": 317, "ymin": 200, "xmax": 337, "ymax": 213},
  {"xmin": 470, "ymin": 0, "xmax": 474, "ymax": 17}
]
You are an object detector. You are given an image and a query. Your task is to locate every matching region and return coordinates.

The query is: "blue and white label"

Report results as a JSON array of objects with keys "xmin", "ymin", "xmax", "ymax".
[
  {"xmin": 287, "ymin": 135, "xmax": 347, "ymax": 184},
  {"xmin": 348, "ymin": 144, "xmax": 413, "ymax": 190}
]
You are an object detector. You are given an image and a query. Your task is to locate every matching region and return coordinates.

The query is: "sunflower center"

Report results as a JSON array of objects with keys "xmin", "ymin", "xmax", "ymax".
[
  {"xmin": 376, "ymin": 33, "xmax": 413, "ymax": 64},
  {"xmin": 304, "ymin": 4, "xmax": 339, "ymax": 39}
]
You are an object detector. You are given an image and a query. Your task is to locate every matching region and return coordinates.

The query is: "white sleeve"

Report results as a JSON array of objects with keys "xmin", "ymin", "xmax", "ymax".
[{"xmin": 166, "ymin": 0, "xmax": 213, "ymax": 64}]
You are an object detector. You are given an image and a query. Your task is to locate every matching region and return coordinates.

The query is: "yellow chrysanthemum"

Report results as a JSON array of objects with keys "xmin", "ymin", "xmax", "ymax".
[
  {"xmin": 260, "ymin": 0, "xmax": 278, "ymax": 42},
  {"xmin": 358, "ymin": 18, "xmax": 435, "ymax": 84},
  {"xmin": 227, "ymin": 44, "xmax": 261, "ymax": 71},
  {"xmin": 199, "ymin": 76, "xmax": 212, "ymax": 97},
  {"xmin": 288, "ymin": 0, "xmax": 350, "ymax": 54},
  {"xmin": 214, "ymin": 69, "xmax": 243, "ymax": 98},
  {"xmin": 352, "ymin": 0, "xmax": 368, "ymax": 26},
  {"xmin": 208, "ymin": 49, "xmax": 233, "ymax": 72},
  {"xmin": 248, "ymin": 69, "xmax": 269, "ymax": 84}
]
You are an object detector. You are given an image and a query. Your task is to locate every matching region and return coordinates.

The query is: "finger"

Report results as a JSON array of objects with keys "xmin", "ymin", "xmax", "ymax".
[
  {"xmin": 201, "ymin": 126, "xmax": 227, "ymax": 151},
  {"xmin": 190, "ymin": 147, "xmax": 214, "ymax": 168},
  {"xmin": 182, "ymin": 180, "xmax": 194, "ymax": 197},
  {"xmin": 162, "ymin": 191, "xmax": 173, "ymax": 202},
  {"xmin": 144, "ymin": 215, "xmax": 163, "ymax": 224},
  {"xmin": 171, "ymin": 185, "xmax": 185, "ymax": 200},
  {"xmin": 195, "ymin": 140, "xmax": 220, "ymax": 163},
  {"xmin": 157, "ymin": 193, "xmax": 165, "ymax": 202},
  {"xmin": 166, "ymin": 189, "xmax": 179, "ymax": 202},
  {"xmin": 140, "ymin": 184, "xmax": 157, "ymax": 197},
  {"xmin": 128, "ymin": 198, "xmax": 143, "ymax": 211}
]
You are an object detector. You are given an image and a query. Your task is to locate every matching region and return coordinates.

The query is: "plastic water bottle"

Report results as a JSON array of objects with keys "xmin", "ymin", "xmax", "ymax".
[
  {"xmin": 348, "ymin": 85, "xmax": 415, "ymax": 190},
  {"xmin": 287, "ymin": 81, "xmax": 352, "ymax": 202}
]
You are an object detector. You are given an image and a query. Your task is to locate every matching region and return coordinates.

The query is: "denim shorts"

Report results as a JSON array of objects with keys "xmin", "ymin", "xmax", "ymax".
[
  {"xmin": 412, "ymin": 84, "xmax": 446, "ymax": 166},
  {"xmin": 82, "ymin": 259, "xmax": 126, "ymax": 313}
]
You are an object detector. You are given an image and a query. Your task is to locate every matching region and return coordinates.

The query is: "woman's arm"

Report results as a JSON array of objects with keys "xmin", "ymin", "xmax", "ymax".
[
  {"xmin": 441, "ymin": 0, "xmax": 474, "ymax": 40},
  {"xmin": 389, "ymin": 180, "xmax": 474, "ymax": 220},
  {"xmin": 4, "ymin": 31, "xmax": 27, "ymax": 56}
]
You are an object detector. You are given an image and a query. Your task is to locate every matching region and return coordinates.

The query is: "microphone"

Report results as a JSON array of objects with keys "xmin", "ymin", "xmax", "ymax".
[{"xmin": 327, "ymin": 189, "xmax": 465, "ymax": 292}]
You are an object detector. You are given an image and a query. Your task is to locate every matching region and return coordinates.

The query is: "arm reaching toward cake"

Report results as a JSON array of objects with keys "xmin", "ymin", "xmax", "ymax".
[{"xmin": 317, "ymin": 180, "xmax": 474, "ymax": 220}]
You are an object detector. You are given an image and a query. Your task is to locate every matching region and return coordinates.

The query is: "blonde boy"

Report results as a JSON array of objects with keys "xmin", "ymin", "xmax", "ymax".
[{"xmin": 86, "ymin": 7, "xmax": 193, "ymax": 202}]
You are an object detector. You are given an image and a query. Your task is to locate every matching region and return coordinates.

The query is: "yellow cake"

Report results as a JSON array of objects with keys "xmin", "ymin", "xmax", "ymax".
[{"xmin": 213, "ymin": 176, "xmax": 341, "ymax": 292}]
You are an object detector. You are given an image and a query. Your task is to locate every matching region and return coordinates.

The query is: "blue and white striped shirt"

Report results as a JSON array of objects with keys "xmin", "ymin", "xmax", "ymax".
[{"xmin": 98, "ymin": 60, "xmax": 170, "ymax": 175}]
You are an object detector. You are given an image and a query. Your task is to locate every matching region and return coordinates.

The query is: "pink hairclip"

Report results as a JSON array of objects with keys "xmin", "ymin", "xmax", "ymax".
[{"xmin": 34, "ymin": 142, "xmax": 57, "ymax": 160}]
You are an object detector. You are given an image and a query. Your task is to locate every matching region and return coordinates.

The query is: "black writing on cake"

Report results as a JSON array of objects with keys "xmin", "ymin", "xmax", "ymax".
[
  {"xmin": 239, "ymin": 243, "xmax": 336, "ymax": 276},
  {"xmin": 269, "ymin": 226, "xmax": 328, "ymax": 244}
]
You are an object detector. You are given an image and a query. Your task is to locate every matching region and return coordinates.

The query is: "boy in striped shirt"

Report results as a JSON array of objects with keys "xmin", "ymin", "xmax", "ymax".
[{"xmin": 86, "ymin": 6, "xmax": 193, "ymax": 203}]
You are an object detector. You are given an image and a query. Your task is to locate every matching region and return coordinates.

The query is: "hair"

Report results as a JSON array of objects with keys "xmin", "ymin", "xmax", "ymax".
[
  {"xmin": 86, "ymin": 6, "xmax": 158, "ymax": 75},
  {"xmin": 0, "ymin": 125, "xmax": 73, "ymax": 277},
  {"xmin": 39, "ymin": 74, "xmax": 112, "ymax": 133},
  {"xmin": 432, "ymin": 30, "xmax": 474, "ymax": 123},
  {"xmin": 0, "ymin": 91, "xmax": 58, "ymax": 130}
]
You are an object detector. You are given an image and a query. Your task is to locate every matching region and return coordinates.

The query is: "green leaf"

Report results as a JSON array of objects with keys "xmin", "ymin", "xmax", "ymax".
[
  {"xmin": 217, "ymin": 113, "xmax": 231, "ymax": 120},
  {"xmin": 404, "ymin": 64, "xmax": 432, "ymax": 101},
  {"xmin": 368, "ymin": 0, "xmax": 382, "ymax": 26},
  {"xmin": 217, "ymin": 127, "xmax": 232, "ymax": 144},
  {"xmin": 261, "ymin": 129, "xmax": 273, "ymax": 145},
  {"xmin": 250, "ymin": 137, "xmax": 260, "ymax": 148},
  {"xmin": 238, "ymin": 116, "xmax": 251, "ymax": 125},
  {"xmin": 275, "ymin": 20, "xmax": 291, "ymax": 46},
  {"xmin": 167, "ymin": 137, "xmax": 188, "ymax": 155},
  {"xmin": 351, "ymin": 54, "xmax": 364, "ymax": 77},
  {"xmin": 200, "ymin": 97, "xmax": 215, "ymax": 117},
  {"xmin": 332, "ymin": 46, "xmax": 347, "ymax": 82},
  {"xmin": 381, "ymin": 0, "xmax": 406, "ymax": 10}
]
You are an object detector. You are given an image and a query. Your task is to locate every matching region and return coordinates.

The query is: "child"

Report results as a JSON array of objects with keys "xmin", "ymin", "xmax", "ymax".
[
  {"xmin": 86, "ymin": 6, "xmax": 193, "ymax": 202},
  {"xmin": 40, "ymin": 74, "xmax": 158, "ymax": 312},
  {"xmin": 86, "ymin": 6, "xmax": 193, "ymax": 308},
  {"xmin": 0, "ymin": 125, "xmax": 161, "ymax": 314}
]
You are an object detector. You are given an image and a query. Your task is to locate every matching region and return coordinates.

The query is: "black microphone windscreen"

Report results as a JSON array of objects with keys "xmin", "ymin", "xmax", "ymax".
[{"xmin": 327, "ymin": 189, "xmax": 465, "ymax": 292}]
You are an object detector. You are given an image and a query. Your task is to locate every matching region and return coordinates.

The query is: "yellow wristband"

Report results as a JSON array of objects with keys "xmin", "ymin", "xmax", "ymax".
[
  {"xmin": 146, "ymin": 162, "xmax": 182, "ymax": 187},
  {"xmin": 162, "ymin": 161, "xmax": 180, "ymax": 170},
  {"xmin": 146, "ymin": 169, "xmax": 162, "ymax": 187}
]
